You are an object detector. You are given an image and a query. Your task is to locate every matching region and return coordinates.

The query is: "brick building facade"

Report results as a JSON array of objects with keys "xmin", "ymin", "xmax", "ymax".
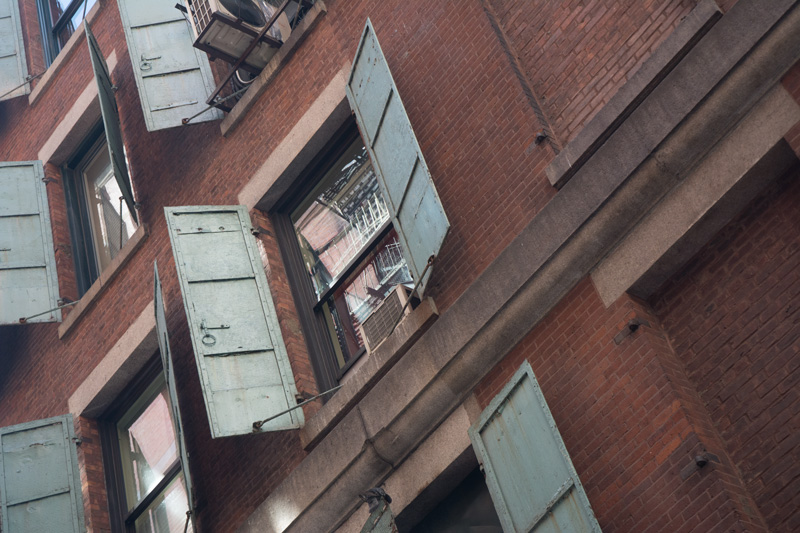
[{"xmin": 0, "ymin": 0, "xmax": 798, "ymax": 532}]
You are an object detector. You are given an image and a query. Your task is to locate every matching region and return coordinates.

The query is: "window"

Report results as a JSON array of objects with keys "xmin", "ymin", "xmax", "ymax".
[
  {"xmin": 37, "ymin": 0, "xmax": 97, "ymax": 65},
  {"xmin": 101, "ymin": 359, "xmax": 193, "ymax": 533},
  {"xmin": 63, "ymin": 125, "xmax": 136, "ymax": 295},
  {"xmin": 278, "ymin": 125, "xmax": 414, "ymax": 390}
]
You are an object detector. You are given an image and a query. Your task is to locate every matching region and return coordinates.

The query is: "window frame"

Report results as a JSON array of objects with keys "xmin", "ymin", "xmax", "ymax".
[
  {"xmin": 275, "ymin": 121, "xmax": 403, "ymax": 392},
  {"xmin": 100, "ymin": 356, "xmax": 189, "ymax": 533},
  {"xmin": 37, "ymin": 0, "xmax": 95, "ymax": 65},
  {"xmin": 62, "ymin": 122, "xmax": 136, "ymax": 296}
]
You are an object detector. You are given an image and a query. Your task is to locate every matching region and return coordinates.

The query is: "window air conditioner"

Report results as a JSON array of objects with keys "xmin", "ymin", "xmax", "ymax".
[
  {"xmin": 185, "ymin": 0, "xmax": 292, "ymax": 71},
  {"xmin": 358, "ymin": 285, "xmax": 412, "ymax": 354}
]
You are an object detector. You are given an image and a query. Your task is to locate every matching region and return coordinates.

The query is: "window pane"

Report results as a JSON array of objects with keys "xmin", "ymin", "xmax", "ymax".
[
  {"xmin": 291, "ymin": 141, "xmax": 390, "ymax": 299},
  {"xmin": 133, "ymin": 473, "xmax": 193, "ymax": 533},
  {"xmin": 117, "ymin": 377, "xmax": 178, "ymax": 511},
  {"xmin": 82, "ymin": 145, "xmax": 136, "ymax": 272},
  {"xmin": 54, "ymin": 0, "xmax": 98, "ymax": 48},
  {"xmin": 323, "ymin": 230, "xmax": 411, "ymax": 367}
]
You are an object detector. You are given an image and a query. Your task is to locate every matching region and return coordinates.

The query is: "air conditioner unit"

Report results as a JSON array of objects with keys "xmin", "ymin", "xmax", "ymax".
[
  {"xmin": 358, "ymin": 285, "xmax": 412, "ymax": 353},
  {"xmin": 186, "ymin": 0, "xmax": 293, "ymax": 72}
]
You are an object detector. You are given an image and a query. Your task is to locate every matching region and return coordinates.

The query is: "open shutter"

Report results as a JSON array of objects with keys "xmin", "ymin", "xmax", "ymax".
[
  {"xmin": 0, "ymin": 415, "xmax": 86, "ymax": 533},
  {"xmin": 0, "ymin": 161, "xmax": 61, "ymax": 324},
  {"xmin": 0, "ymin": 0, "xmax": 28, "ymax": 101},
  {"xmin": 85, "ymin": 23, "xmax": 138, "ymax": 223},
  {"xmin": 165, "ymin": 206, "xmax": 303, "ymax": 438},
  {"xmin": 469, "ymin": 361, "xmax": 601, "ymax": 533},
  {"xmin": 154, "ymin": 262, "xmax": 195, "ymax": 525},
  {"xmin": 346, "ymin": 19, "xmax": 449, "ymax": 298},
  {"xmin": 116, "ymin": 0, "xmax": 221, "ymax": 131}
]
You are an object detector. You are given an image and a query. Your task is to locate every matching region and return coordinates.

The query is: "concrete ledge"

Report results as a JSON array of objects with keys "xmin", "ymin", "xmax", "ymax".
[
  {"xmin": 28, "ymin": 1, "xmax": 102, "ymax": 106},
  {"xmin": 545, "ymin": 0, "xmax": 721, "ymax": 188},
  {"xmin": 220, "ymin": 1, "xmax": 327, "ymax": 137},
  {"xmin": 300, "ymin": 298, "xmax": 439, "ymax": 450},
  {"xmin": 67, "ymin": 300, "xmax": 157, "ymax": 417},
  {"xmin": 58, "ymin": 224, "xmax": 148, "ymax": 339},
  {"xmin": 592, "ymin": 85, "xmax": 800, "ymax": 306}
]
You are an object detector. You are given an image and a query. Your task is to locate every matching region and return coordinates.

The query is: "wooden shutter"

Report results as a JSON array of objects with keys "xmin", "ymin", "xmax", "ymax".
[
  {"xmin": 153, "ymin": 262, "xmax": 195, "ymax": 525},
  {"xmin": 116, "ymin": 0, "xmax": 221, "ymax": 131},
  {"xmin": 85, "ymin": 23, "xmax": 138, "ymax": 223},
  {"xmin": 469, "ymin": 361, "xmax": 602, "ymax": 532},
  {"xmin": 165, "ymin": 206, "xmax": 303, "ymax": 438},
  {"xmin": 346, "ymin": 19, "xmax": 449, "ymax": 298},
  {"xmin": 0, "ymin": 0, "xmax": 28, "ymax": 101},
  {"xmin": 0, "ymin": 161, "xmax": 61, "ymax": 325},
  {"xmin": 0, "ymin": 415, "xmax": 86, "ymax": 533}
]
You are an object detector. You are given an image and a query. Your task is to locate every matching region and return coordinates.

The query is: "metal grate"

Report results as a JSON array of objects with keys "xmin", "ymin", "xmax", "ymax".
[
  {"xmin": 188, "ymin": 0, "xmax": 213, "ymax": 33},
  {"xmin": 360, "ymin": 287, "xmax": 406, "ymax": 351}
]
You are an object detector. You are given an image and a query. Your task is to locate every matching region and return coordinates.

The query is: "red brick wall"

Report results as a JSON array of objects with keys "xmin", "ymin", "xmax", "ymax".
[
  {"xmin": 0, "ymin": 0, "xmax": 560, "ymax": 530},
  {"xmin": 486, "ymin": 0, "xmax": 698, "ymax": 144},
  {"xmin": 476, "ymin": 280, "xmax": 766, "ymax": 532},
  {"xmin": 651, "ymin": 167, "xmax": 800, "ymax": 532}
]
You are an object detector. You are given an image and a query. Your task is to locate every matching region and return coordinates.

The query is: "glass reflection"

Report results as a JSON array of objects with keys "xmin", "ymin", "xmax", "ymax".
[
  {"xmin": 82, "ymin": 145, "xmax": 135, "ymax": 271},
  {"xmin": 133, "ymin": 473, "xmax": 193, "ymax": 533},
  {"xmin": 291, "ymin": 141, "xmax": 390, "ymax": 299},
  {"xmin": 117, "ymin": 378, "xmax": 178, "ymax": 510}
]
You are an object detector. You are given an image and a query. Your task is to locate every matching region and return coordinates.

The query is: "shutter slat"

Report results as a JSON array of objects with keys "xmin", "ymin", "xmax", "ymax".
[
  {"xmin": 154, "ymin": 263, "xmax": 195, "ymax": 528},
  {"xmin": 0, "ymin": 0, "xmax": 28, "ymax": 101},
  {"xmin": 469, "ymin": 361, "xmax": 602, "ymax": 533},
  {"xmin": 0, "ymin": 415, "xmax": 86, "ymax": 533},
  {"xmin": 85, "ymin": 23, "xmax": 138, "ymax": 224},
  {"xmin": 0, "ymin": 161, "xmax": 61, "ymax": 324},
  {"xmin": 116, "ymin": 0, "xmax": 221, "ymax": 131},
  {"xmin": 166, "ymin": 206, "xmax": 303, "ymax": 438},
  {"xmin": 346, "ymin": 20, "xmax": 449, "ymax": 298}
]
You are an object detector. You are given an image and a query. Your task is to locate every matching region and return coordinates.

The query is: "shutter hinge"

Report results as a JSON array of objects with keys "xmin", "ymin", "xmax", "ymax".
[
  {"xmin": 72, "ymin": 437, "xmax": 82, "ymax": 446},
  {"xmin": 252, "ymin": 225, "xmax": 271, "ymax": 236}
]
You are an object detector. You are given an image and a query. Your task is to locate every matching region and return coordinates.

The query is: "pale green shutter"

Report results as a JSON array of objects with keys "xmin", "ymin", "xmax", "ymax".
[
  {"xmin": 0, "ymin": 415, "xmax": 86, "ymax": 533},
  {"xmin": 85, "ymin": 23, "xmax": 138, "ymax": 223},
  {"xmin": 153, "ymin": 262, "xmax": 195, "ymax": 526},
  {"xmin": 165, "ymin": 206, "xmax": 303, "ymax": 438},
  {"xmin": 0, "ymin": 161, "xmax": 61, "ymax": 325},
  {"xmin": 116, "ymin": 0, "xmax": 221, "ymax": 131},
  {"xmin": 469, "ymin": 361, "xmax": 602, "ymax": 532},
  {"xmin": 346, "ymin": 19, "xmax": 449, "ymax": 298},
  {"xmin": 0, "ymin": 0, "xmax": 28, "ymax": 101}
]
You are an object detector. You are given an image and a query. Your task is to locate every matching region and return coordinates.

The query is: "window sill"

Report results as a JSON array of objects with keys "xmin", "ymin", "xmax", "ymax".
[
  {"xmin": 28, "ymin": 1, "xmax": 103, "ymax": 106},
  {"xmin": 220, "ymin": 0, "xmax": 327, "ymax": 137},
  {"xmin": 299, "ymin": 297, "xmax": 439, "ymax": 450},
  {"xmin": 58, "ymin": 224, "xmax": 148, "ymax": 339}
]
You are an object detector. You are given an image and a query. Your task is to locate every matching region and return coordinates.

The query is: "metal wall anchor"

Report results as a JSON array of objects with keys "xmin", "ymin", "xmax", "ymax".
[{"xmin": 200, "ymin": 320, "xmax": 230, "ymax": 347}]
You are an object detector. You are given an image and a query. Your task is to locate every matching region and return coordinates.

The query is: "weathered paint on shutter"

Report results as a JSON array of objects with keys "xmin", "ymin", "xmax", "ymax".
[
  {"xmin": 154, "ymin": 262, "xmax": 195, "ymax": 526},
  {"xmin": 0, "ymin": 415, "xmax": 86, "ymax": 533},
  {"xmin": 469, "ymin": 361, "xmax": 602, "ymax": 533},
  {"xmin": 0, "ymin": 0, "xmax": 28, "ymax": 101},
  {"xmin": 165, "ymin": 206, "xmax": 303, "ymax": 438},
  {"xmin": 346, "ymin": 19, "xmax": 449, "ymax": 298},
  {"xmin": 116, "ymin": 0, "xmax": 221, "ymax": 131},
  {"xmin": 85, "ymin": 23, "xmax": 138, "ymax": 224},
  {"xmin": 360, "ymin": 502, "xmax": 398, "ymax": 533},
  {"xmin": 0, "ymin": 161, "xmax": 61, "ymax": 325}
]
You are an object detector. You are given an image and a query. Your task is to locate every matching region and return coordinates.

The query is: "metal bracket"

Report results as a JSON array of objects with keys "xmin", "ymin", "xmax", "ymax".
[
  {"xmin": 680, "ymin": 452, "xmax": 721, "ymax": 480},
  {"xmin": 613, "ymin": 316, "xmax": 651, "ymax": 344},
  {"xmin": 41, "ymin": 177, "xmax": 59, "ymax": 184}
]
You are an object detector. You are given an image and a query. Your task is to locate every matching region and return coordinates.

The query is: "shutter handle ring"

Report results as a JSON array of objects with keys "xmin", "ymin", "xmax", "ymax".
[{"xmin": 200, "ymin": 320, "xmax": 230, "ymax": 347}]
